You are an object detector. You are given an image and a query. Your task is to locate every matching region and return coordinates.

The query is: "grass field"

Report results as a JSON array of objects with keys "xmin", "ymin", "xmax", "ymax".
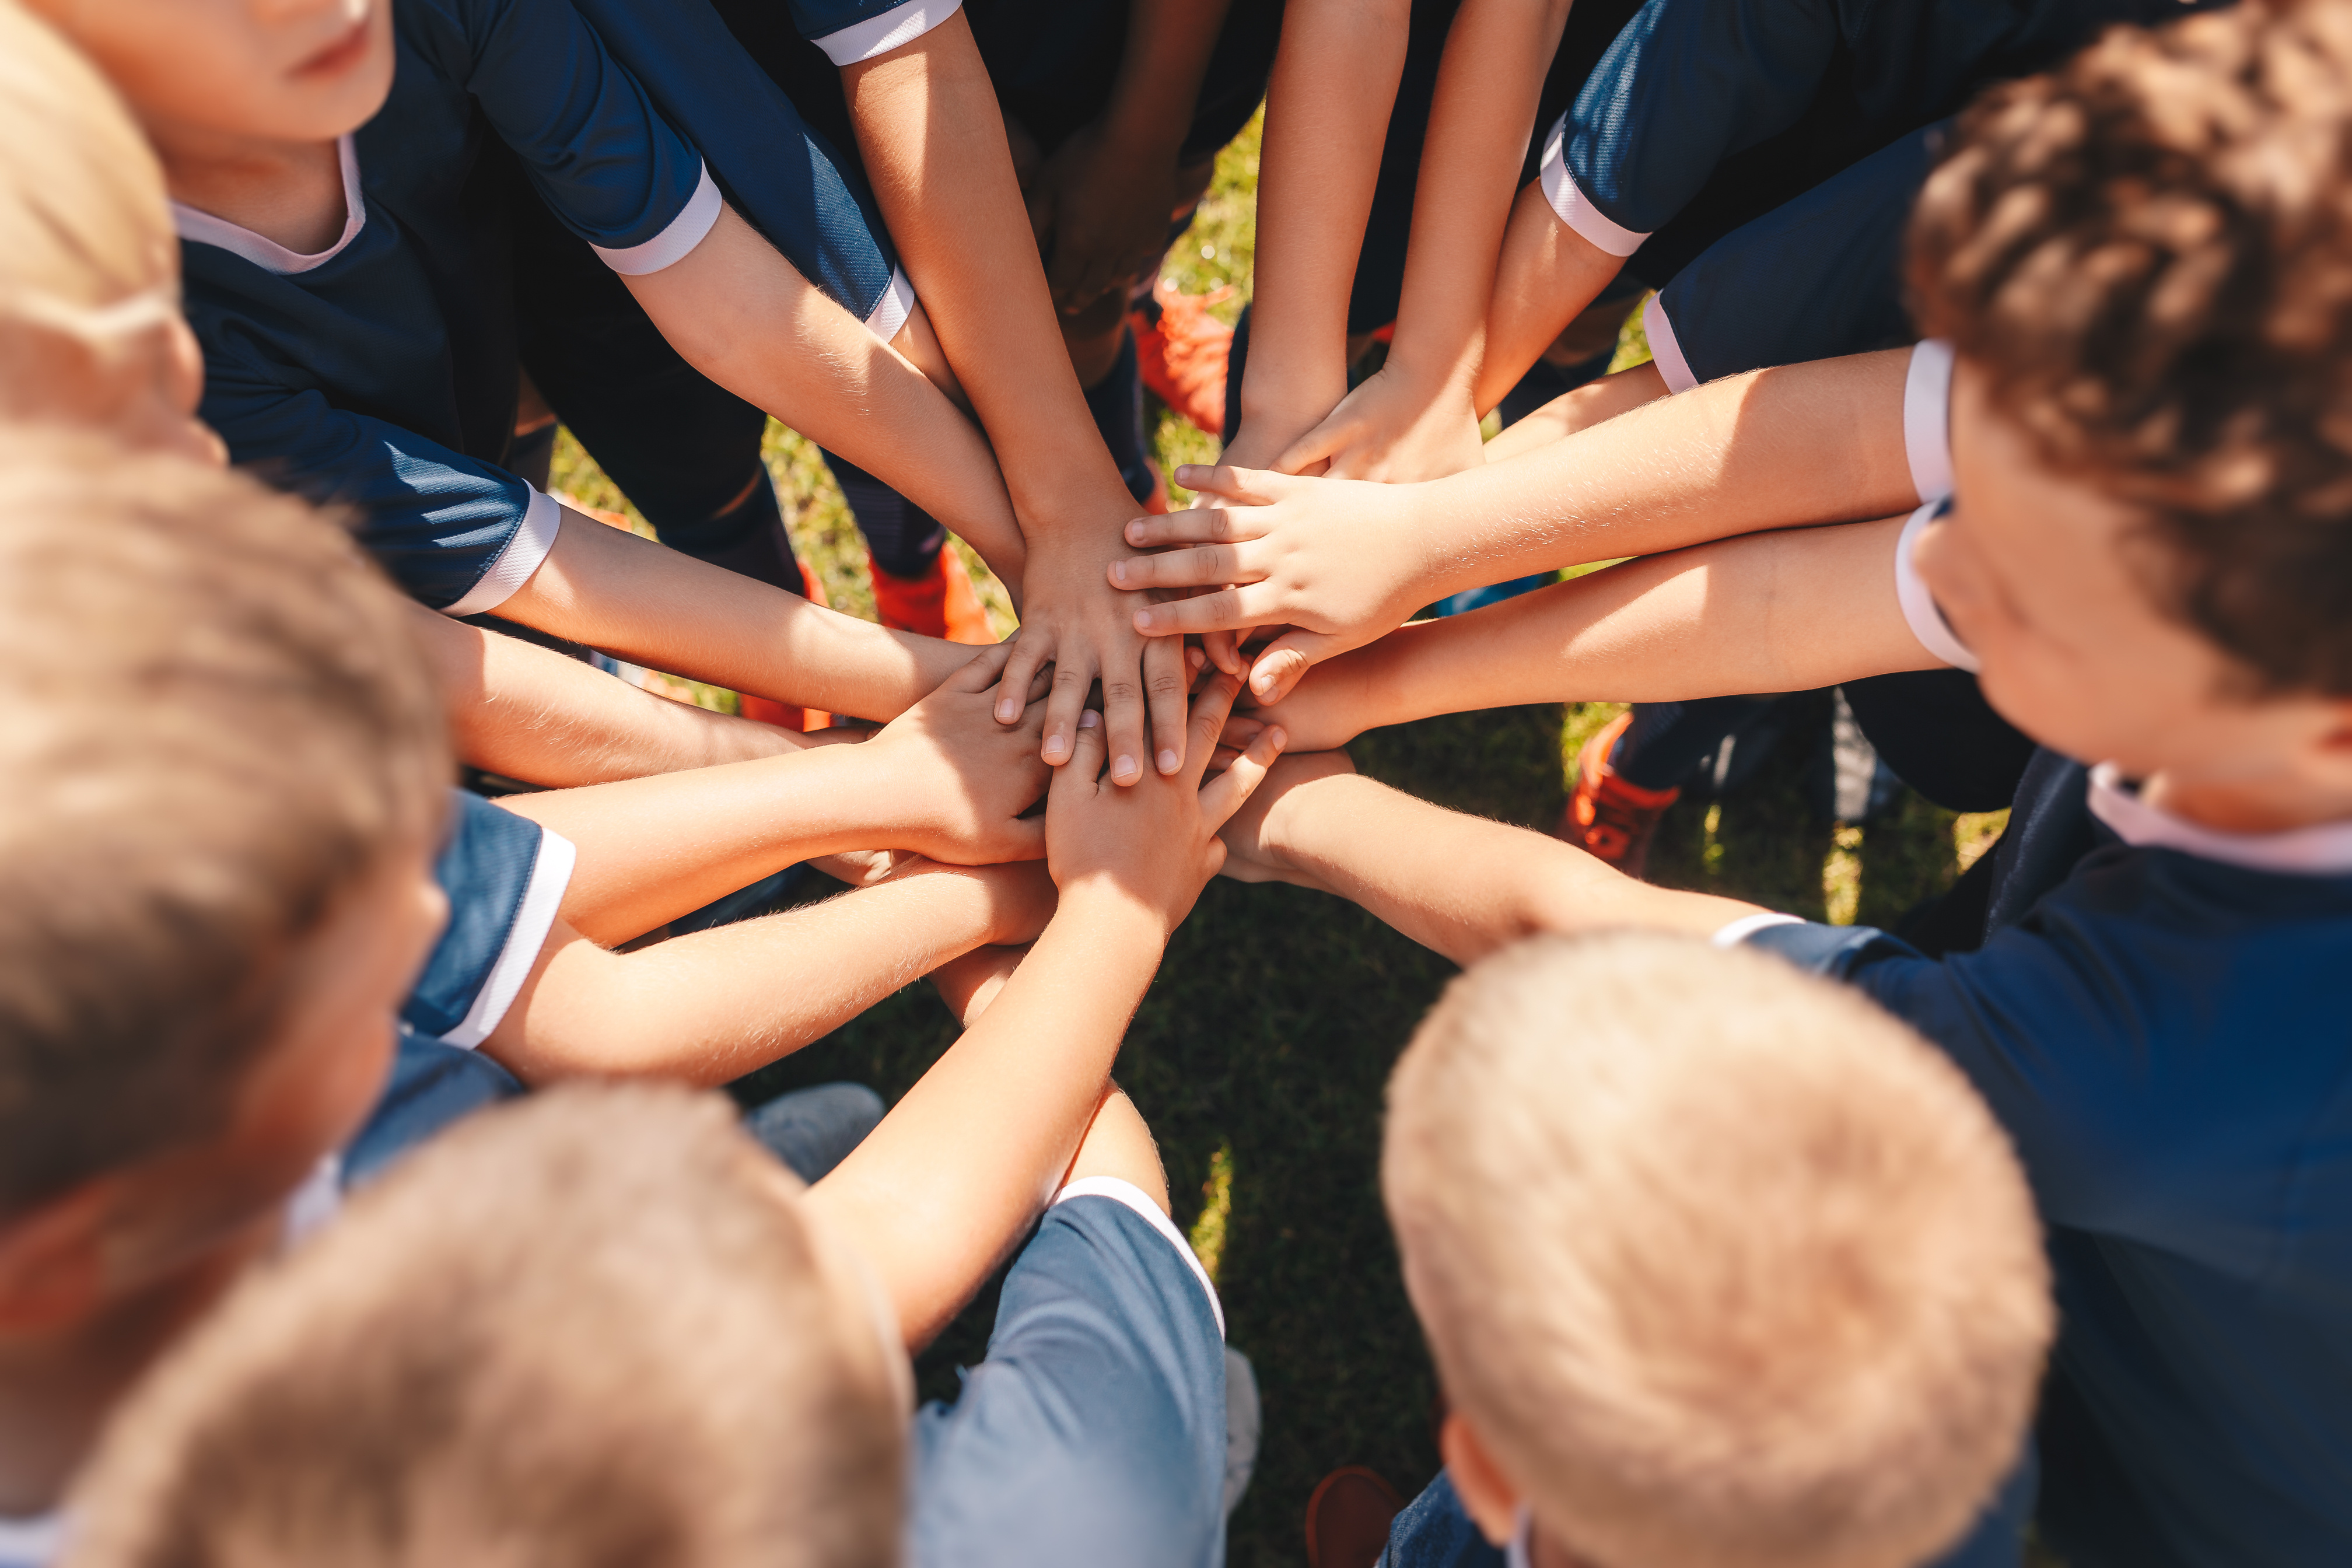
[{"xmin": 551, "ymin": 113, "xmax": 2010, "ymax": 1566}]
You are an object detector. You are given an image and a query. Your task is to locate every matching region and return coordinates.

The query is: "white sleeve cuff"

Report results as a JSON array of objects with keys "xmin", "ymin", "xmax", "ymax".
[
  {"xmin": 1894, "ymin": 501, "xmax": 1979, "ymax": 672},
  {"xmin": 593, "ymin": 163, "xmax": 723, "ymax": 276},
  {"xmin": 1642, "ymin": 292, "xmax": 1696, "ymax": 392},
  {"xmin": 440, "ymin": 828, "xmax": 575, "ymax": 1049},
  {"xmin": 441, "ymin": 485, "xmax": 565, "ymax": 617},
  {"xmin": 1539, "ymin": 116, "xmax": 1650, "ymax": 259},
  {"xmin": 1711, "ymin": 911, "xmax": 1805, "ymax": 947},
  {"xmin": 1053, "ymin": 1175, "xmax": 1225, "ymax": 1339},
  {"xmin": 810, "ymin": 0, "xmax": 961, "ymax": 65},
  {"xmin": 864, "ymin": 265, "xmax": 915, "ymax": 342},
  {"xmin": 1903, "ymin": 338, "xmax": 1955, "ymax": 503}
]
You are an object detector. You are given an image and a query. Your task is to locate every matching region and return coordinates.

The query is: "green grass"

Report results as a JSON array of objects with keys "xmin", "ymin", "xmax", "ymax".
[{"xmin": 552, "ymin": 112, "xmax": 2007, "ymax": 1564}]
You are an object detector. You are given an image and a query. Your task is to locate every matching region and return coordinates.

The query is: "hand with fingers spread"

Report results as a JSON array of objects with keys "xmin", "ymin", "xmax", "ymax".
[
  {"xmin": 1267, "ymin": 360, "xmax": 1488, "ymax": 482},
  {"xmin": 1108, "ymin": 463, "xmax": 1434, "ymax": 704},
  {"xmin": 996, "ymin": 535, "xmax": 1199, "ymax": 786},
  {"xmin": 1045, "ymin": 671, "xmax": 1289, "ymax": 937},
  {"xmin": 859, "ymin": 642, "xmax": 1054, "ymax": 864}
]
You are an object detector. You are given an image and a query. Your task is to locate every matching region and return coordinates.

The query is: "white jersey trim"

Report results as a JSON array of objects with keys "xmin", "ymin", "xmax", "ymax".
[
  {"xmin": 864, "ymin": 265, "xmax": 915, "ymax": 343},
  {"xmin": 1505, "ymin": 1507, "xmax": 1535, "ymax": 1568},
  {"xmin": 281, "ymin": 1153, "xmax": 344, "ymax": 1248},
  {"xmin": 811, "ymin": 0, "xmax": 962, "ymax": 65},
  {"xmin": 1053, "ymin": 1175, "xmax": 1226, "ymax": 1339},
  {"xmin": 1904, "ymin": 339, "xmax": 1956, "ymax": 503},
  {"xmin": 1538, "ymin": 117, "xmax": 1650, "ymax": 258},
  {"xmin": 1895, "ymin": 502, "xmax": 1979, "ymax": 672},
  {"xmin": 2087, "ymin": 763, "xmax": 2352, "ymax": 876},
  {"xmin": 439, "ymin": 827, "xmax": 576, "ymax": 1049},
  {"xmin": 1643, "ymin": 291, "xmax": 1696, "ymax": 392},
  {"xmin": 442, "ymin": 486, "xmax": 565, "ymax": 617},
  {"xmin": 593, "ymin": 163, "xmax": 723, "ymax": 276},
  {"xmin": 0, "ymin": 1509, "xmax": 64, "ymax": 1568},
  {"xmin": 172, "ymin": 135, "xmax": 366, "ymax": 275},
  {"xmin": 1712, "ymin": 911, "xmax": 1804, "ymax": 947}
]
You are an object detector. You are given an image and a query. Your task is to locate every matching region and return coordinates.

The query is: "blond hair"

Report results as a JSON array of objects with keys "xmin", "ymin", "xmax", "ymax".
[
  {"xmin": 0, "ymin": 0, "xmax": 174, "ymax": 344},
  {"xmin": 64, "ymin": 1082, "xmax": 905, "ymax": 1568},
  {"xmin": 1384, "ymin": 933, "xmax": 2050, "ymax": 1568},
  {"xmin": 0, "ymin": 432, "xmax": 445, "ymax": 1214}
]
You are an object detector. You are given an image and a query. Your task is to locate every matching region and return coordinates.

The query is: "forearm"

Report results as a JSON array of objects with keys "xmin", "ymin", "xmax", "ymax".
[
  {"xmin": 492, "ymin": 741, "xmax": 964, "ymax": 946},
  {"xmin": 414, "ymin": 607, "xmax": 807, "ymax": 786},
  {"xmin": 1475, "ymin": 181, "xmax": 1626, "ymax": 413},
  {"xmin": 808, "ymin": 885, "xmax": 1166, "ymax": 1346},
  {"xmin": 1272, "ymin": 516, "xmax": 1938, "ymax": 744},
  {"xmin": 500, "ymin": 507, "xmax": 967, "ymax": 722},
  {"xmin": 1385, "ymin": 0, "xmax": 1575, "ymax": 405},
  {"xmin": 1258, "ymin": 770, "xmax": 1753, "ymax": 961},
  {"xmin": 1101, "ymin": 0, "xmax": 1236, "ymax": 160},
  {"xmin": 844, "ymin": 18, "xmax": 1138, "ymax": 537},
  {"xmin": 1479, "ymin": 362, "xmax": 1668, "ymax": 462},
  {"xmin": 486, "ymin": 867, "xmax": 1012, "ymax": 1087},
  {"xmin": 1405, "ymin": 349, "xmax": 1918, "ymax": 596},
  {"xmin": 623, "ymin": 202, "xmax": 1027, "ymax": 579},
  {"xmin": 1240, "ymin": 0, "xmax": 1411, "ymax": 447}
]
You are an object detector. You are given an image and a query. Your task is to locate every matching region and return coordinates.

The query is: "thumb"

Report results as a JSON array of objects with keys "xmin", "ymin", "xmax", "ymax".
[
  {"xmin": 1048, "ymin": 709, "xmax": 1108, "ymax": 808},
  {"xmin": 950, "ymin": 638, "xmax": 1019, "ymax": 694},
  {"xmin": 1246, "ymin": 629, "xmax": 1341, "ymax": 705},
  {"xmin": 1271, "ymin": 419, "xmax": 1347, "ymax": 478},
  {"xmin": 1170, "ymin": 462, "xmax": 1284, "ymax": 508}
]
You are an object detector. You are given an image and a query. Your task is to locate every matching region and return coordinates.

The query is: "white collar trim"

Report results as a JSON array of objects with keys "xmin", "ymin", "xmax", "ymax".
[
  {"xmin": 0, "ymin": 1507, "xmax": 65, "ymax": 1566},
  {"xmin": 2087, "ymin": 762, "xmax": 2352, "ymax": 876},
  {"xmin": 1506, "ymin": 1507, "xmax": 1535, "ymax": 1568},
  {"xmin": 172, "ymin": 135, "xmax": 365, "ymax": 275}
]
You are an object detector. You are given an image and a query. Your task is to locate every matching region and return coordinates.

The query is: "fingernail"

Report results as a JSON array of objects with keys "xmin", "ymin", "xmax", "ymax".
[
  {"xmin": 1113, "ymin": 755, "xmax": 1140, "ymax": 782},
  {"xmin": 1269, "ymin": 727, "xmax": 1288, "ymax": 750},
  {"xmin": 1044, "ymin": 734, "xmax": 1069, "ymax": 761},
  {"xmin": 1157, "ymin": 748, "xmax": 1179, "ymax": 773},
  {"xmin": 1079, "ymin": 710, "xmax": 1101, "ymax": 730},
  {"xmin": 1110, "ymin": 559, "xmax": 1128, "ymax": 584},
  {"xmin": 1126, "ymin": 520, "xmax": 1146, "ymax": 543},
  {"xmin": 996, "ymin": 699, "xmax": 1017, "ymax": 720},
  {"xmin": 1133, "ymin": 610, "xmax": 1155, "ymax": 632}
]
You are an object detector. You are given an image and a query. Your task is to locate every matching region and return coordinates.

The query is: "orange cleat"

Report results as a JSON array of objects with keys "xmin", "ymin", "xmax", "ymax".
[
  {"xmin": 869, "ymin": 546, "xmax": 996, "ymax": 645},
  {"xmin": 1132, "ymin": 276, "xmax": 1234, "ymax": 436},
  {"xmin": 1559, "ymin": 710, "xmax": 1680, "ymax": 879},
  {"xmin": 1303, "ymin": 1466, "xmax": 1404, "ymax": 1568}
]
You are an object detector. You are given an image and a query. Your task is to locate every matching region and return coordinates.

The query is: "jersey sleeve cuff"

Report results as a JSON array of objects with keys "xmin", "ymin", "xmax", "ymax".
[
  {"xmin": 593, "ymin": 163, "xmax": 723, "ymax": 276},
  {"xmin": 1539, "ymin": 116, "xmax": 1651, "ymax": 259},
  {"xmin": 864, "ymin": 265, "xmax": 915, "ymax": 342},
  {"xmin": 1895, "ymin": 501, "xmax": 1979, "ymax": 672},
  {"xmin": 1052, "ymin": 1175, "xmax": 1224, "ymax": 1339},
  {"xmin": 810, "ymin": 0, "xmax": 961, "ymax": 65},
  {"xmin": 440, "ymin": 486, "xmax": 564, "ymax": 618},
  {"xmin": 1904, "ymin": 339, "xmax": 1956, "ymax": 503},
  {"xmin": 1711, "ymin": 911, "xmax": 1805, "ymax": 947},
  {"xmin": 439, "ymin": 828, "xmax": 575, "ymax": 1049},
  {"xmin": 1642, "ymin": 292, "xmax": 1696, "ymax": 392}
]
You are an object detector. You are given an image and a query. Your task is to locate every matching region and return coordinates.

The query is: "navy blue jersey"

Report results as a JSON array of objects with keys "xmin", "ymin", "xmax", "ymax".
[
  {"xmin": 1540, "ymin": 0, "xmax": 2225, "ymax": 270},
  {"xmin": 180, "ymin": 0, "xmax": 900, "ymax": 612},
  {"xmin": 909, "ymin": 1179, "xmax": 1228, "ymax": 1568},
  {"xmin": 402, "ymin": 789, "xmax": 574, "ymax": 1049}
]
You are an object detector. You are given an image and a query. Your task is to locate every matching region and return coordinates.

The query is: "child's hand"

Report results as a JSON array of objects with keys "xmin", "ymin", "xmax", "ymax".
[
  {"xmin": 1111, "ymin": 468, "xmax": 1424, "ymax": 702},
  {"xmin": 1218, "ymin": 649, "xmax": 1381, "ymax": 751},
  {"xmin": 861, "ymin": 644, "xmax": 1052, "ymax": 864},
  {"xmin": 1268, "ymin": 361, "xmax": 1487, "ymax": 483},
  {"xmin": 1214, "ymin": 750, "xmax": 1359, "ymax": 887},
  {"xmin": 1045, "ymin": 672, "xmax": 1287, "ymax": 936}
]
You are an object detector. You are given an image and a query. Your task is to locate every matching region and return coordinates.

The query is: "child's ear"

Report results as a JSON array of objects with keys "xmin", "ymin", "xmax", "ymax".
[
  {"xmin": 1438, "ymin": 1409, "xmax": 1523, "ymax": 1549},
  {"xmin": 0, "ymin": 1182, "xmax": 114, "ymax": 1332}
]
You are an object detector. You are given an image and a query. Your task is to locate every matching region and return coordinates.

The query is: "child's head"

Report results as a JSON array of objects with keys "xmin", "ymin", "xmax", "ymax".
[
  {"xmin": 24, "ymin": 0, "xmax": 394, "ymax": 153},
  {"xmin": 0, "ymin": 0, "xmax": 215, "ymax": 462},
  {"xmin": 1383, "ymin": 933, "xmax": 2049, "ymax": 1568},
  {"xmin": 62, "ymin": 1082, "xmax": 910, "ymax": 1568},
  {"xmin": 0, "ymin": 434, "xmax": 447, "ymax": 1336},
  {"xmin": 1908, "ymin": 0, "xmax": 2352, "ymax": 795}
]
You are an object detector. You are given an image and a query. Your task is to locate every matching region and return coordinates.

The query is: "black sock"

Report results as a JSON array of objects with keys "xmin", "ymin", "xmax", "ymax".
[
  {"xmin": 821, "ymin": 450, "xmax": 946, "ymax": 579},
  {"xmin": 1083, "ymin": 327, "xmax": 1156, "ymax": 503}
]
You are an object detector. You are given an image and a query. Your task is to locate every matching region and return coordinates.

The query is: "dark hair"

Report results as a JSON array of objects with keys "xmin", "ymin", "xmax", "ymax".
[
  {"xmin": 1910, "ymin": 0, "xmax": 2352, "ymax": 694},
  {"xmin": 0, "ymin": 434, "xmax": 446, "ymax": 1213}
]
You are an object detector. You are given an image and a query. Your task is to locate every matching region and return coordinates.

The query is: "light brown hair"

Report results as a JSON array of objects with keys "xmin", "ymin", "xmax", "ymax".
[
  {"xmin": 1910, "ymin": 0, "xmax": 2352, "ymax": 694},
  {"xmin": 1384, "ymin": 933, "xmax": 2050, "ymax": 1568},
  {"xmin": 0, "ymin": 434, "xmax": 446, "ymax": 1214},
  {"xmin": 64, "ymin": 1083, "xmax": 906, "ymax": 1568}
]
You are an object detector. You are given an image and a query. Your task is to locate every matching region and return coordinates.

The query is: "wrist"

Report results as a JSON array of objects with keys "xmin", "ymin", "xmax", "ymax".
[{"xmin": 1051, "ymin": 873, "xmax": 1184, "ymax": 943}]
